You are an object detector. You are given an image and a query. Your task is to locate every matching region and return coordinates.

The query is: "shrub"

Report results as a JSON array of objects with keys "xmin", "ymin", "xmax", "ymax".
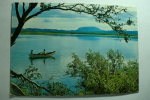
[{"xmin": 66, "ymin": 49, "xmax": 138, "ymax": 95}]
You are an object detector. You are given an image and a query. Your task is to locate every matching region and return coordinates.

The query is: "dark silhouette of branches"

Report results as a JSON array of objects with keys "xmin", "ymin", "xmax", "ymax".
[
  {"xmin": 10, "ymin": 70, "xmax": 51, "ymax": 94},
  {"xmin": 11, "ymin": 3, "xmax": 37, "ymax": 46},
  {"xmin": 11, "ymin": 2, "xmax": 132, "ymax": 46},
  {"xmin": 10, "ymin": 68, "xmax": 74, "ymax": 96},
  {"xmin": 10, "ymin": 82, "xmax": 26, "ymax": 96}
]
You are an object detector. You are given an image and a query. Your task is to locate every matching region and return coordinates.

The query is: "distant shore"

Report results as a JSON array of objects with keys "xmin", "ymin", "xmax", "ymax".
[{"xmin": 20, "ymin": 31, "xmax": 138, "ymax": 38}]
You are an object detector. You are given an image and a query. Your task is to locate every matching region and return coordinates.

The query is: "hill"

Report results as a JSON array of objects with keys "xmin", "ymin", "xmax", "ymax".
[{"xmin": 12, "ymin": 26, "xmax": 138, "ymax": 35}]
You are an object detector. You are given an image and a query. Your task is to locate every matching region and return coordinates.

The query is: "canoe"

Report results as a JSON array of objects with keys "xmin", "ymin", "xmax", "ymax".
[{"xmin": 29, "ymin": 51, "xmax": 55, "ymax": 59}]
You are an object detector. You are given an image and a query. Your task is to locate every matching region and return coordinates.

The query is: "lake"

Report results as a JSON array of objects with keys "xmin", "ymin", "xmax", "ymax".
[{"xmin": 11, "ymin": 34, "xmax": 138, "ymax": 92}]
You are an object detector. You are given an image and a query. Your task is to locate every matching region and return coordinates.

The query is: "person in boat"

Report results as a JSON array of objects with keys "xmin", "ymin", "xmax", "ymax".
[
  {"xmin": 43, "ymin": 49, "xmax": 45, "ymax": 54},
  {"xmin": 37, "ymin": 49, "xmax": 46, "ymax": 54},
  {"xmin": 31, "ymin": 50, "xmax": 33, "ymax": 54}
]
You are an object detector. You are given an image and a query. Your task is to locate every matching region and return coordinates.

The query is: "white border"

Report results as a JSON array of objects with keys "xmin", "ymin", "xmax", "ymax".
[{"xmin": 1, "ymin": 0, "xmax": 150, "ymax": 100}]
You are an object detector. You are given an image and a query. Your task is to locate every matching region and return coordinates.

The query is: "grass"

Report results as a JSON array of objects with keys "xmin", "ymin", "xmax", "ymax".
[{"xmin": 20, "ymin": 31, "xmax": 138, "ymax": 38}]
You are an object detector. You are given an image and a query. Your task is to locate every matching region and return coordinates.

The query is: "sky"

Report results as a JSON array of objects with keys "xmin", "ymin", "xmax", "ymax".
[{"xmin": 11, "ymin": 3, "xmax": 138, "ymax": 31}]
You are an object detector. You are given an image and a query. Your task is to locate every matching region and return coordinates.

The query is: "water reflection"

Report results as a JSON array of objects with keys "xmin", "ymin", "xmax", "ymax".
[
  {"xmin": 11, "ymin": 34, "xmax": 138, "ymax": 92},
  {"xmin": 29, "ymin": 56, "xmax": 55, "ymax": 65}
]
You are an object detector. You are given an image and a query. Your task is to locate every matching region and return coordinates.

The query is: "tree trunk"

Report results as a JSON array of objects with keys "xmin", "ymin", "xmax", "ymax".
[{"xmin": 11, "ymin": 22, "xmax": 24, "ymax": 46}]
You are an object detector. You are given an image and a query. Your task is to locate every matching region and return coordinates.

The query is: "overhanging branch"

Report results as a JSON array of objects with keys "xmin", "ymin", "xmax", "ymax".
[
  {"xmin": 22, "ymin": 2, "xmax": 25, "ymax": 13},
  {"xmin": 15, "ymin": 3, "xmax": 21, "ymax": 21},
  {"xmin": 25, "ymin": 4, "xmax": 98, "ymax": 22},
  {"xmin": 11, "ymin": 70, "xmax": 51, "ymax": 94},
  {"xmin": 22, "ymin": 3, "xmax": 38, "ymax": 21}
]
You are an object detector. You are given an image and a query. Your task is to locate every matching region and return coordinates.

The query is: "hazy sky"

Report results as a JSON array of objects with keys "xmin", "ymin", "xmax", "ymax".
[{"xmin": 11, "ymin": 3, "xmax": 138, "ymax": 31}]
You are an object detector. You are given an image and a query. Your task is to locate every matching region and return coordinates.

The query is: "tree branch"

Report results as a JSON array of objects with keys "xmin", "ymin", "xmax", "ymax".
[
  {"xmin": 25, "ymin": 9, "xmax": 45, "ymax": 22},
  {"xmin": 11, "ymin": 70, "xmax": 51, "ymax": 94},
  {"xmin": 15, "ymin": 3, "xmax": 21, "ymax": 21},
  {"xmin": 25, "ymin": 3, "xmax": 71, "ymax": 22},
  {"xmin": 25, "ymin": 4, "xmax": 98, "ymax": 22},
  {"xmin": 22, "ymin": 2, "xmax": 25, "ymax": 13},
  {"xmin": 10, "ymin": 82, "xmax": 26, "ymax": 96},
  {"xmin": 12, "ymin": 3, "xmax": 131, "ymax": 46},
  {"xmin": 22, "ymin": 3, "xmax": 38, "ymax": 21}
]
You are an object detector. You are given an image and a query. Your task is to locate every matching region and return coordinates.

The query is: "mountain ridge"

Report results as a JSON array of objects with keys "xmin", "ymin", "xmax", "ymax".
[{"xmin": 12, "ymin": 26, "xmax": 138, "ymax": 35}]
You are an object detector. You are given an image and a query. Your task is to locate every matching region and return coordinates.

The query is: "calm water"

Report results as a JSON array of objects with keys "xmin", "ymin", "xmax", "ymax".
[{"xmin": 11, "ymin": 34, "xmax": 138, "ymax": 91}]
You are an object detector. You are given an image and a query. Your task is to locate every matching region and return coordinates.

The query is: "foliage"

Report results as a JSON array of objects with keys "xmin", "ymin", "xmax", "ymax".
[
  {"xmin": 10, "ymin": 82, "xmax": 26, "ymax": 96},
  {"xmin": 23, "ymin": 66, "xmax": 42, "ymax": 80},
  {"xmin": 10, "ymin": 66, "xmax": 44, "ymax": 96},
  {"xmin": 10, "ymin": 66, "xmax": 73, "ymax": 96},
  {"xmin": 47, "ymin": 82, "xmax": 74, "ymax": 96},
  {"xmin": 11, "ymin": 3, "xmax": 134, "ymax": 46},
  {"xmin": 10, "ymin": 50, "xmax": 138, "ymax": 96},
  {"xmin": 66, "ymin": 50, "xmax": 138, "ymax": 95}
]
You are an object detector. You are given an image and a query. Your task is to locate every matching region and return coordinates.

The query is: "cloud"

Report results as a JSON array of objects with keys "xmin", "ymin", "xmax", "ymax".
[
  {"xmin": 23, "ymin": 17, "xmax": 113, "ymax": 30},
  {"xmin": 11, "ymin": 3, "xmax": 138, "ymax": 31},
  {"xmin": 11, "ymin": 3, "xmax": 92, "ymax": 19},
  {"xmin": 34, "ymin": 9, "xmax": 93, "ymax": 19},
  {"xmin": 43, "ymin": 19, "xmax": 52, "ymax": 23}
]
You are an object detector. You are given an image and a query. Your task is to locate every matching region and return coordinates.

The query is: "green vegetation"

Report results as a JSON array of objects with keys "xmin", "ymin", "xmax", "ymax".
[
  {"xmin": 66, "ymin": 49, "xmax": 138, "ymax": 95},
  {"xmin": 11, "ymin": 3, "xmax": 136, "ymax": 46},
  {"xmin": 10, "ymin": 50, "xmax": 138, "ymax": 96},
  {"xmin": 20, "ymin": 31, "xmax": 138, "ymax": 38},
  {"xmin": 10, "ymin": 66, "xmax": 73, "ymax": 96}
]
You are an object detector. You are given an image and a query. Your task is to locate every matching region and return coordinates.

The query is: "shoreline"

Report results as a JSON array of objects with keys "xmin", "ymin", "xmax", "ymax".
[{"xmin": 20, "ymin": 31, "xmax": 138, "ymax": 38}]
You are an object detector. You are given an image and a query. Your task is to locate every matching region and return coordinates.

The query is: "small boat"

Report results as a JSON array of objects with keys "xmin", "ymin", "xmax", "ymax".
[{"xmin": 29, "ymin": 51, "xmax": 56, "ymax": 59}]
